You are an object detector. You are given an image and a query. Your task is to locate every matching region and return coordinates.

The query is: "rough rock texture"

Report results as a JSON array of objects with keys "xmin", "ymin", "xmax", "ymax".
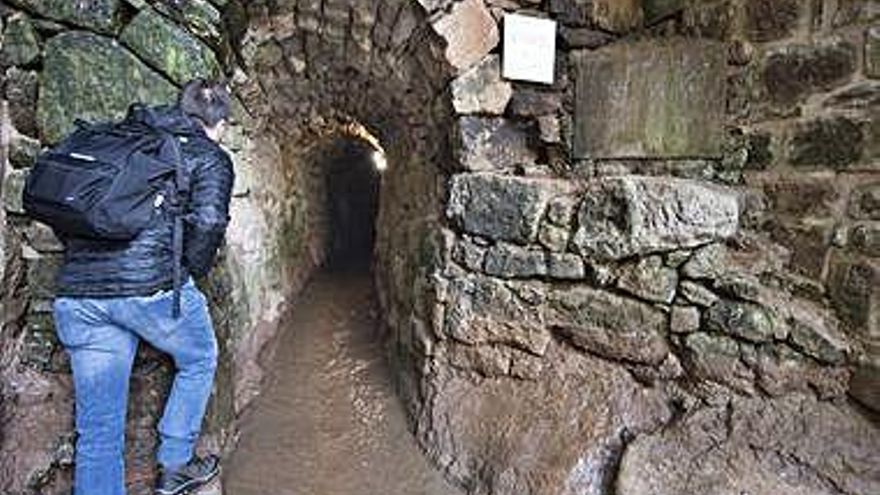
[
  {"xmin": 120, "ymin": 8, "xmax": 220, "ymax": 86},
  {"xmin": 6, "ymin": 0, "xmax": 124, "ymax": 34},
  {"xmin": 427, "ymin": 342, "xmax": 671, "ymax": 495},
  {"xmin": 571, "ymin": 177, "xmax": 740, "ymax": 260},
  {"xmin": 430, "ymin": 0, "xmax": 498, "ymax": 71},
  {"xmin": 38, "ymin": 31, "xmax": 176, "ymax": 143},
  {"xmin": 450, "ymin": 55, "xmax": 511, "ymax": 115},
  {"xmin": 617, "ymin": 395, "xmax": 880, "ymax": 495}
]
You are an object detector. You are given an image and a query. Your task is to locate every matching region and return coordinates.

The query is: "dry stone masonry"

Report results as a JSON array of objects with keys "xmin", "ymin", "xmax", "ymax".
[{"xmin": 1, "ymin": 1, "xmax": 878, "ymax": 495}]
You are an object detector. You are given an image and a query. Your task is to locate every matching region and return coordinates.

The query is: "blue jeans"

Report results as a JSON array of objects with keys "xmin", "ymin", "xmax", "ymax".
[{"xmin": 53, "ymin": 278, "xmax": 218, "ymax": 495}]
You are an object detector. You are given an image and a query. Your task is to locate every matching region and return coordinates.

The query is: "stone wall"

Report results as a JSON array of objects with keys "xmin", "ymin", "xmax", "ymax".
[
  {"xmin": 0, "ymin": 1, "xmax": 878, "ymax": 495},
  {"xmin": 401, "ymin": 0, "xmax": 880, "ymax": 494},
  {"xmin": 0, "ymin": 1, "xmax": 311, "ymax": 493}
]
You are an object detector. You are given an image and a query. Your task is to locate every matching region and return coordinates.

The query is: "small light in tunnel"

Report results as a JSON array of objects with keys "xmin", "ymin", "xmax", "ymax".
[{"xmin": 372, "ymin": 150, "xmax": 388, "ymax": 173}]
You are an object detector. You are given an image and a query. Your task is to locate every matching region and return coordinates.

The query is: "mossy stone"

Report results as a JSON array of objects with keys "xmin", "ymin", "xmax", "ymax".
[
  {"xmin": 154, "ymin": 0, "xmax": 224, "ymax": 45},
  {"xmin": 1, "ymin": 15, "xmax": 41, "ymax": 67},
  {"xmin": 6, "ymin": 0, "xmax": 124, "ymax": 34},
  {"xmin": 120, "ymin": 8, "xmax": 221, "ymax": 86},
  {"xmin": 37, "ymin": 31, "xmax": 176, "ymax": 143}
]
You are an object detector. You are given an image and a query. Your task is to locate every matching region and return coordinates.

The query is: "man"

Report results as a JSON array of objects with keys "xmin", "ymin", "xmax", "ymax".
[{"xmin": 52, "ymin": 79, "xmax": 234, "ymax": 495}]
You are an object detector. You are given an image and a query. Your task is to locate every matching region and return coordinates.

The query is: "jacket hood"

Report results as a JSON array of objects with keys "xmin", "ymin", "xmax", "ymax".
[{"xmin": 127, "ymin": 104, "xmax": 207, "ymax": 137}]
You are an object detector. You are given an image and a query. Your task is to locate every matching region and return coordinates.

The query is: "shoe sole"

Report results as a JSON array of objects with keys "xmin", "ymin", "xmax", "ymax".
[{"xmin": 155, "ymin": 465, "xmax": 221, "ymax": 495}]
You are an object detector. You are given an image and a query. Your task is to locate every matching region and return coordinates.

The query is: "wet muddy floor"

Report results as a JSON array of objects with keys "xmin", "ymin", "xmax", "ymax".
[{"xmin": 223, "ymin": 265, "xmax": 459, "ymax": 495}]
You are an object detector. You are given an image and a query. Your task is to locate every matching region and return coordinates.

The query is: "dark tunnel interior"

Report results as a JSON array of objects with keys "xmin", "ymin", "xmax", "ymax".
[{"xmin": 322, "ymin": 137, "xmax": 382, "ymax": 270}]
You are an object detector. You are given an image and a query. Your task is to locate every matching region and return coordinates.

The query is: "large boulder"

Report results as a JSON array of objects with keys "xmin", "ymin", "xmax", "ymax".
[
  {"xmin": 424, "ymin": 342, "xmax": 671, "ymax": 495},
  {"xmin": 617, "ymin": 395, "xmax": 880, "ymax": 495},
  {"xmin": 572, "ymin": 177, "xmax": 740, "ymax": 261},
  {"xmin": 120, "ymin": 8, "xmax": 221, "ymax": 86},
  {"xmin": 37, "ymin": 31, "xmax": 176, "ymax": 143}
]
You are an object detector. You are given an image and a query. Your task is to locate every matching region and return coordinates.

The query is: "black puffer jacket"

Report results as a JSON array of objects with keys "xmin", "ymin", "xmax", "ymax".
[{"xmin": 55, "ymin": 106, "xmax": 235, "ymax": 297}]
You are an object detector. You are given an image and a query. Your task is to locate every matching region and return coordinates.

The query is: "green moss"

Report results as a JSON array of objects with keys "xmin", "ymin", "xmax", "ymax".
[
  {"xmin": 37, "ymin": 31, "xmax": 176, "ymax": 143},
  {"xmin": 120, "ymin": 7, "xmax": 220, "ymax": 85},
  {"xmin": 7, "ymin": 0, "xmax": 124, "ymax": 34},
  {"xmin": 1, "ymin": 15, "xmax": 41, "ymax": 67}
]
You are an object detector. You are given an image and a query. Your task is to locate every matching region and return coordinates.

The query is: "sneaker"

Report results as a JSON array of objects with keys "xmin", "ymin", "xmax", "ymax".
[{"xmin": 155, "ymin": 454, "xmax": 221, "ymax": 495}]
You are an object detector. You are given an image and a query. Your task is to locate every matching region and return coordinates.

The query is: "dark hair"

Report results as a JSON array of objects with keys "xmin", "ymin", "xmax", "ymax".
[{"xmin": 178, "ymin": 79, "xmax": 231, "ymax": 128}]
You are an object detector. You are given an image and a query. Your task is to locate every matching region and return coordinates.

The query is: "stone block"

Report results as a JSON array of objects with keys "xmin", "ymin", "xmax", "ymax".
[
  {"xmin": 5, "ymin": 67, "xmax": 38, "ymax": 137},
  {"xmin": 447, "ymin": 174, "xmax": 563, "ymax": 244},
  {"xmin": 23, "ymin": 222, "xmax": 64, "ymax": 253},
  {"xmin": 452, "ymin": 237, "xmax": 486, "ymax": 272},
  {"xmin": 152, "ymin": 0, "xmax": 224, "ymax": 44},
  {"xmin": 705, "ymin": 299, "xmax": 779, "ymax": 343},
  {"xmin": 849, "ymin": 181, "xmax": 880, "ymax": 220},
  {"xmin": 507, "ymin": 89, "xmax": 561, "ymax": 117},
  {"xmin": 828, "ymin": 257, "xmax": 878, "ymax": 336},
  {"xmin": 450, "ymin": 55, "xmax": 511, "ymax": 115},
  {"xmin": 549, "ymin": 0, "xmax": 642, "ymax": 33},
  {"xmin": 7, "ymin": 0, "xmax": 124, "ymax": 34},
  {"xmin": 767, "ymin": 220, "xmax": 832, "ymax": 280},
  {"xmin": 456, "ymin": 116, "xmax": 537, "ymax": 171},
  {"xmin": 744, "ymin": 0, "xmax": 803, "ymax": 42},
  {"xmin": 670, "ymin": 305, "xmax": 700, "ymax": 334},
  {"xmin": 121, "ymin": 8, "xmax": 220, "ymax": 86},
  {"xmin": 4, "ymin": 167, "xmax": 28, "ymax": 214},
  {"xmin": 850, "ymin": 223, "xmax": 880, "ymax": 257},
  {"xmin": 537, "ymin": 223, "xmax": 569, "ymax": 252},
  {"xmin": 850, "ymin": 359, "xmax": 880, "ymax": 413},
  {"xmin": 683, "ymin": 332, "xmax": 754, "ymax": 393},
  {"xmin": 572, "ymin": 38, "xmax": 726, "ymax": 159},
  {"xmin": 753, "ymin": 344, "xmax": 850, "ymax": 399},
  {"xmin": 9, "ymin": 130, "xmax": 41, "ymax": 169},
  {"xmin": 558, "ymin": 27, "xmax": 615, "ymax": 50},
  {"xmin": 431, "ymin": 0, "xmax": 498, "ymax": 71},
  {"xmin": 787, "ymin": 302, "xmax": 849, "ymax": 364},
  {"xmin": 443, "ymin": 274, "xmax": 550, "ymax": 355},
  {"xmin": 26, "ymin": 252, "xmax": 62, "ymax": 300},
  {"xmin": 484, "ymin": 242, "xmax": 546, "ymax": 278},
  {"xmin": 549, "ymin": 285, "xmax": 669, "ymax": 365},
  {"xmin": 546, "ymin": 253, "xmax": 585, "ymax": 280},
  {"xmin": 679, "ymin": 281, "xmax": 720, "ymax": 307},
  {"xmin": 572, "ymin": 177, "xmax": 740, "ymax": 261},
  {"xmin": 1, "ymin": 14, "xmax": 40, "ymax": 67},
  {"xmin": 616, "ymin": 256, "xmax": 678, "ymax": 304},
  {"xmin": 868, "ymin": 26, "xmax": 880, "ymax": 79},
  {"xmin": 38, "ymin": 31, "xmax": 176, "ymax": 144},
  {"xmin": 757, "ymin": 174, "xmax": 839, "ymax": 219},
  {"xmin": 763, "ymin": 40, "xmax": 857, "ymax": 106},
  {"xmin": 643, "ymin": 0, "xmax": 685, "ymax": 24},
  {"xmin": 789, "ymin": 116, "xmax": 865, "ymax": 168}
]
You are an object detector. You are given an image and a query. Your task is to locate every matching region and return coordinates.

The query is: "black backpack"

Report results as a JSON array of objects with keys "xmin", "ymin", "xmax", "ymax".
[{"xmin": 23, "ymin": 104, "xmax": 190, "ymax": 316}]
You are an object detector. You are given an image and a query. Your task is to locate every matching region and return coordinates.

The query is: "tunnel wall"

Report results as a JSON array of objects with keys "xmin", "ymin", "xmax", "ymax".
[{"xmin": 0, "ymin": 1, "xmax": 879, "ymax": 495}]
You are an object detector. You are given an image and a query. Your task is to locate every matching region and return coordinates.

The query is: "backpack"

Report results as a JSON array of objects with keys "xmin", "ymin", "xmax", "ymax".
[{"xmin": 23, "ymin": 104, "xmax": 190, "ymax": 317}]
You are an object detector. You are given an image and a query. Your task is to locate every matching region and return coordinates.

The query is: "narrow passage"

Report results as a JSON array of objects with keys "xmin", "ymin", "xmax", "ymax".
[{"xmin": 222, "ymin": 265, "xmax": 459, "ymax": 495}]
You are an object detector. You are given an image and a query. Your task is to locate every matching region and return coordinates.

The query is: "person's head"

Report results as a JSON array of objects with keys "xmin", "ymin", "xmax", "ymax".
[{"xmin": 178, "ymin": 79, "xmax": 231, "ymax": 142}]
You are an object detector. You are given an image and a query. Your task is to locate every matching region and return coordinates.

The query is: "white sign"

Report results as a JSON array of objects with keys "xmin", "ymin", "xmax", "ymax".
[{"xmin": 502, "ymin": 14, "xmax": 557, "ymax": 85}]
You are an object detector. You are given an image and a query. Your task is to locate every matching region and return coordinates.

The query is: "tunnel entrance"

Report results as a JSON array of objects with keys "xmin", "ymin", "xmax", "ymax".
[{"xmin": 321, "ymin": 136, "xmax": 383, "ymax": 270}]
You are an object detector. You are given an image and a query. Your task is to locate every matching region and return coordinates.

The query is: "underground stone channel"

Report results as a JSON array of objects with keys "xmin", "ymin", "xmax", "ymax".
[
  {"xmin": 2, "ymin": 1, "xmax": 880, "ymax": 495},
  {"xmin": 222, "ymin": 136, "xmax": 458, "ymax": 495}
]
